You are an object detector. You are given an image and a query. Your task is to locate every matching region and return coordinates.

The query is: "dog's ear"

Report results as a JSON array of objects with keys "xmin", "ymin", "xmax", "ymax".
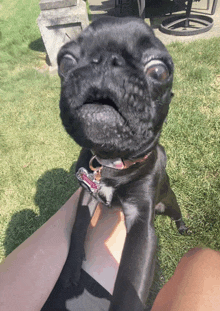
[
  {"xmin": 57, "ymin": 41, "xmax": 80, "ymax": 79},
  {"xmin": 58, "ymin": 54, "xmax": 77, "ymax": 79}
]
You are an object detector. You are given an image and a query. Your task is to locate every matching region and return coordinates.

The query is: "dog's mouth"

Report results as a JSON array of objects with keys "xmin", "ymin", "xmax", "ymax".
[
  {"xmin": 83, "ymin": 96, "xmax": 119, "ymax": 113},
  {"xmin": 79, "ymin": 91, "xmax": 126, "ymax": 125},
  {"xmin": 62, "ymin": 87, "xmax": 160, "ymax": 159}
]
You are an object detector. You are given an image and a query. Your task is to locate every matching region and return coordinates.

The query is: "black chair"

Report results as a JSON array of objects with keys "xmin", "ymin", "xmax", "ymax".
[{"xmin": 159, "ymin": 0, "xmax": 217, "ymax": 35}]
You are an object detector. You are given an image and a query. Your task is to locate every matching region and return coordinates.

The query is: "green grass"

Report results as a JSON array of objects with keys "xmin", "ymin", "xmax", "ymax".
[
  {"xmin": 0, "ymin": 0, "xmax": 220, "ymax": 303},
  {"xmin": 0, "ymin": 0, "xmax": 81, "ymax": 257},
  {"xmin": 156, "ymin": 39, "xmax": 220, "ymax": 278}
]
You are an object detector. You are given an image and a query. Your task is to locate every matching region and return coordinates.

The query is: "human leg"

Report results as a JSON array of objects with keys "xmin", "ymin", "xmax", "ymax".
[
  {"xmin": 41, "ymin": 201, "xmax": 126, "ymax": 310},
  {"xmin": 152, "ymin": 248, "xmax": 220, "ymax": 311},
  {"xmin": 0, "ymin": 188, "xmax": 126, "ymax": 311},
  {"xmin": 0, "ymin": 188, "xmax": 81, "ymax": 311}
]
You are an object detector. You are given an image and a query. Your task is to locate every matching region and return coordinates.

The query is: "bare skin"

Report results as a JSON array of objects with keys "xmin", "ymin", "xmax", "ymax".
[
  {"xmin": 0, "ymin": 188, "xmax": 81, "ymax": 311},
  {"xmin": 1, "ymin": 188, "xmax": 220, "ymax": 311},
  {"xmin": 151, "ymin": 248, "xmax": 220, "ymax": 311}
]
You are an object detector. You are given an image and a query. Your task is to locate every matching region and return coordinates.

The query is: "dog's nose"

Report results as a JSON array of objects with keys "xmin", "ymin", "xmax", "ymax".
[
  {"xmin": 91, "ymin": 55, "xmax": 102, "ymax": 64},
  {"xmin": 110, "ymin": 54, "xmax": 125, "ymax": 67},
  {"xmin": 91, "ymin": 53, "xmax": 125, "ymax": 67}
]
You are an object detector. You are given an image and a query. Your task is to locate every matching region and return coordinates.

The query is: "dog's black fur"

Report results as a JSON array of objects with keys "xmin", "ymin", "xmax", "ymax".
[{"xmin": 42, "ymin": 17, "xmax": 188, "ymax": 311}]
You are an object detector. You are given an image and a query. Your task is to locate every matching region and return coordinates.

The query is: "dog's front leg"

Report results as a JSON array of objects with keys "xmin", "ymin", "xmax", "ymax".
[
  {"xmin": 60, "ymin": 188, "xmax": 98, "ymax": 288},
  {"xmin": 109, "ymin": 202, "xmax": 157, "ymax": 311}
]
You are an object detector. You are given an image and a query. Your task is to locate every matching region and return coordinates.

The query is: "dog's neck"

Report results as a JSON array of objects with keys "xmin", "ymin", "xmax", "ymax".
[
  {"xmin": 76, "ymin": 150, "xmax": 153, "ymax": 206},
  {"xmin": 90, "ymin": 153, "xmax": 151, "ymax": 171}
]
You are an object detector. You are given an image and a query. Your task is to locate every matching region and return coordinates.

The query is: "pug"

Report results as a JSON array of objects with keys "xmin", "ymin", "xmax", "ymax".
[{"xmin": 43, "ymin": 16, "xmax": 188, "ymax": 311}]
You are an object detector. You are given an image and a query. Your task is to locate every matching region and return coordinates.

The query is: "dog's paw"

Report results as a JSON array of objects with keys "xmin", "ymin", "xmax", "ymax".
[
  {"xmin": 178, "ymin": 224, "xmax": 188, "ymax": 235},
  {"xmin": 60, "ymin": 250, "xmax": 85, "ymax": 288},
  {"xmin": 60, "ymin": 263, "xmax": 82, "ymax": 288},
  {"xmin": 175, "ymin": 219, "xmax": 189, "ymax": 235}
]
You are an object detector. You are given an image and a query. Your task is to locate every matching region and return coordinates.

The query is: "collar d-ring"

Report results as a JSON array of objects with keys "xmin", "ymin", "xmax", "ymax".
[{"xmin": 89, "ymin": 155, "xmax": 102, "ymax": 171}]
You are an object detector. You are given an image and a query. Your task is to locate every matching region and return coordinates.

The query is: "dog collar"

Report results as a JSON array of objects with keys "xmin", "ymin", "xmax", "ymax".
[
  {"xmin": 76, "ymin": 152, "xmax": 150, "ymax": 206},
  {"xmin": 90, "ymin": 154, "xmax": 150, "ymax": 171}
]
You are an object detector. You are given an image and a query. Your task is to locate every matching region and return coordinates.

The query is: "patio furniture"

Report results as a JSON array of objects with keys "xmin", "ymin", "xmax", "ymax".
[
  {"xmin": 135, "ymin": 0, "xmax": 218, "ymax": 36},
  {"xmin": 159, "ymin": 0, "xmax": 217, "ymax": 35}
]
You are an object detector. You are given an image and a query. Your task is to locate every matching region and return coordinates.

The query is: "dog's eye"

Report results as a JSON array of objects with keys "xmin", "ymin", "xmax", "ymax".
[
  {"xmin": 59, "ymin": 54, "xmax": 77, "ymax": 77},
  {"xmin": 144, "ymin": 60, "xmax": 169, "ymax": 82}
]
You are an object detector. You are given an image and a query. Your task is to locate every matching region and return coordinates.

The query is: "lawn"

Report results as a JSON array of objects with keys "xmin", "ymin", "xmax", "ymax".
[{"xmin": 0, "ymin": 0, "xmax": 220, "ymax": 301}]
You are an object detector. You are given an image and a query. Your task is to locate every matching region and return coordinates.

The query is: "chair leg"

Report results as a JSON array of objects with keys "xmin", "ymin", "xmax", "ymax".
[
  {"xmin": 211, "ymin": 0, "xmax": 218, "ymax": 14},
  {"xmin": 207, "ymin": 0, "xmax": 210, "ymax": 10}
]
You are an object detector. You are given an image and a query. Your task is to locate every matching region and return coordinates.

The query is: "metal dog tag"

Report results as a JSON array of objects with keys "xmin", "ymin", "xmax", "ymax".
[
  {"xmin": 76, "ymin": 167, "xmax": 100, "ymax": 194},
  {"xmin": 76, "ymin": 167, "xmax": 114, "ymax": 207}
]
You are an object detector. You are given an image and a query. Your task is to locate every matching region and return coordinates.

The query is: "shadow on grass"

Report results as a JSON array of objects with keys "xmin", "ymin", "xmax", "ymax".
[
  {"xmin": 3, "ymin": 162, "xmax": 79, "ymax": 257},
  {"xmin": 29, "ymin": 37, "xmax": 46, "ymax": 52},
  {"xmin": 29, "ymin": 37, "xmax": 52, "ymax": 66}
]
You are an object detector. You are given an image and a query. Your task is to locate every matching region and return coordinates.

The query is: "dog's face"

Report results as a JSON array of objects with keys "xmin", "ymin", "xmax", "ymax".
[{"xmin": 58, "ymin": 17, "xmax": 174, "ymax": 159}]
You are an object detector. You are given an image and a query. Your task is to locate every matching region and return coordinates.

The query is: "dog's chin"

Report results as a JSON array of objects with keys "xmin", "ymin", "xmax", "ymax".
[
  {"xmin": 67, "ymin": 108, "xmax": 160, "ymax": 159},
  {"xmin": 60, "ymin": 94, "xmax": 163, "ymax": 159},
  {"xmin": 91, "ymin": 134, "xmax": 160, "ymax": 159}
]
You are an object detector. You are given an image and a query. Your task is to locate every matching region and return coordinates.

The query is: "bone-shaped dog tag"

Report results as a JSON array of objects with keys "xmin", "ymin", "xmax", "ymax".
[
  {"xmin": 76, "ymin": 167, "xmax": 114, "ymax": 207},
  {"xmin": 76, "ymin": 167, "xmax": 100, "ymax": 194}
]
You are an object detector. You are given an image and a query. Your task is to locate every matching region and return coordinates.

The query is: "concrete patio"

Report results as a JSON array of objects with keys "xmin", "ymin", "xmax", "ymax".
[{"xmin": 88, "ymin": 0, "xmax": 220, "ymax": 44}]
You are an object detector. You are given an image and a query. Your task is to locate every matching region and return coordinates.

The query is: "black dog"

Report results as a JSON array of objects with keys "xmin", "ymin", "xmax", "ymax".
[{"xmin": 42, "ymin": 16, "xmax": 188, "ymax": 311}]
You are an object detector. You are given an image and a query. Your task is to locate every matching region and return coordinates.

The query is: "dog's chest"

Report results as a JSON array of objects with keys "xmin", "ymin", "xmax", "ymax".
[{"xmin": 76, "ymin": 164, "xmax": 141, "ymax": 233}]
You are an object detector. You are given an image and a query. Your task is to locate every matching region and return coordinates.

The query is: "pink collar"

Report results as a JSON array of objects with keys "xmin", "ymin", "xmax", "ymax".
[{"xmin": 89, "ymin": 153, "xmax": 150, "ymax": 171}]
